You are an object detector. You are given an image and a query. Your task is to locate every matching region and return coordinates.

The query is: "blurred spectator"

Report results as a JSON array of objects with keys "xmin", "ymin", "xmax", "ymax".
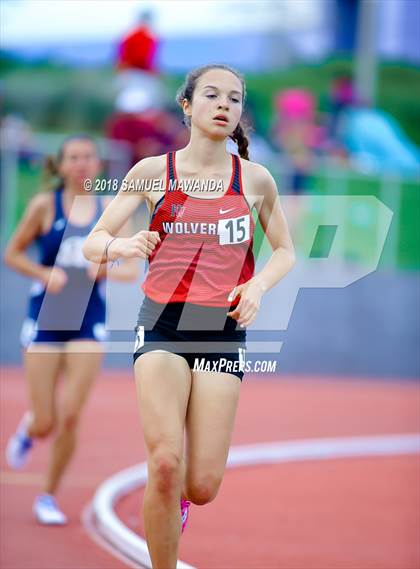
[
  {"xmin": 105, "ymin": 88, "xmax": 189, "ymax": 168},
  {"xmin": 115, "ymin": 10, "xmax": 164, "ymax": 106},
  {"xmin": 337, "ymin": 107, "xmax": 420, "ymax": 176},
  {"xmin": 272, "ymin": 89, "xmax": 325, "ymax": 253},
  {"xmin": 117, "ymin": 10, "xmax": 158, "ymax": 73},
  {"xmin": 273, "ymin": 89, "xmax": 323, "ymax": 194},
  {"xmin": 328, "ymin": 72, "xmax": 357, "ymax": 138},
  {"xmin": 0, "ymin": 113, "xmax": 40, "ymax": 166}
]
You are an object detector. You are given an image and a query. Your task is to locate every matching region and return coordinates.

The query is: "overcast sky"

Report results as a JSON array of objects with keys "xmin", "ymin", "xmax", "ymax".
[{"xmin": 1, "ymin": 0, "xmax": 320, "ymax": 45}]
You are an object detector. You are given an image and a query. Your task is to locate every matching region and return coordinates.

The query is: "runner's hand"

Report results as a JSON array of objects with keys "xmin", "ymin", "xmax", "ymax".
[
  {"xmin": 42, "ymin": 266, "xmax": 68, "ymax": 294},
  {"xmin": 107, "ymin": 231, "xmax": 161, "ymax": 261},
  {"xmin": 226, "ymin": 278, "xmax": 266, "ymax": 328}
]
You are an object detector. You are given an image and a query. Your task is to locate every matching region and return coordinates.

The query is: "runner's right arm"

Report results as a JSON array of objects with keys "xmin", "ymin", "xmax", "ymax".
[
  {"xmin": 3, "ymin": 193, "xmax": 66, "ymax": 292},
  {"xmin": 83, "ymin": 157, "xmax": 162, "ymax": 264}
]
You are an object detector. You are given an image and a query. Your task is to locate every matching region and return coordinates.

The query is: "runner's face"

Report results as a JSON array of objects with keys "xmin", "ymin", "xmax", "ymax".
[
  {"xmin": 58, "ymin": 140, "xmax": 101, "ymax": 187},
  {"xmin": 186, "ymin": 69, "xmax": 243, "ymax": 139}
]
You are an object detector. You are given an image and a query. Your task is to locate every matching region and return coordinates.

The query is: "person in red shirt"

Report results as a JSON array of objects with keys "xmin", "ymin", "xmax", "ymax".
[
  {"xmin": 105, "ymin": 88, "xmax": 189, "ymax": 167},
  {"xmin": 117, "ymin": 11, "xmax": 158, "ymax": 73}
]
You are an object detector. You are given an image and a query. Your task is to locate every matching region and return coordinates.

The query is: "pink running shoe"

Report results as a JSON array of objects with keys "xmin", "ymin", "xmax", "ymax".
[{"xmin": 180, "ymin": 498, "xmax": 191, "ymax": 533}]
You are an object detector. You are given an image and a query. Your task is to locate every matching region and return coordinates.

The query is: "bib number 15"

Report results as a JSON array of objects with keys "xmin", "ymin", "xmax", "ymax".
[{"xmin": 218, "ymin": 215, "xmax": 250, "ymax": 245}]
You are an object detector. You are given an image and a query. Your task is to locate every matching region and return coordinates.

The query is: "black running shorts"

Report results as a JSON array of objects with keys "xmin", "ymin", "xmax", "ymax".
[{"xmin": 133, "ymin": 296, "xmax": 247, "ymax": 381}]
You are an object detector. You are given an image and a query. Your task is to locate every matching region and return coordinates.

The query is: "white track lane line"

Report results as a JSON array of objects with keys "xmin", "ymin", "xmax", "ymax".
[
  {"xmin": 81, "ymin": 503, "xmax": 146, "ymax": 569},
  {"xmin": 85, "ymin": 433, "xmax": 420, "ymax": 569}
]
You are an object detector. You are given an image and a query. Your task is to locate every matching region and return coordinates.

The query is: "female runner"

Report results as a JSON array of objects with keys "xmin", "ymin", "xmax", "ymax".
[
  {"xmin": 5, "ymin": 135, "xmax": 138, "ymax": 524},
  {"xmin": 83, "ymin": 64, "xmax": 295, "ymax": 568}
]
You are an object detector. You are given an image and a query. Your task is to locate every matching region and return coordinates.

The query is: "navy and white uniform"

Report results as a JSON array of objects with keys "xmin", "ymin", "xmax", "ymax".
[{"xmin": 20, "ymin": 188, "xmax": 108, "ymax": 347}]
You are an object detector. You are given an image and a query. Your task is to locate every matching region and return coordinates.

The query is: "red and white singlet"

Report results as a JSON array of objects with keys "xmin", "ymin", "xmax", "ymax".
[{"xmin": 142, "ymin": 151, "xmax": 255, "ymax": 307}]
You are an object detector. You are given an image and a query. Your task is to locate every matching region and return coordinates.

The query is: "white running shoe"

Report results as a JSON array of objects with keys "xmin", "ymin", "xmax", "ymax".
[
  {"xmin": 6, "ymin": 412, "xmax": 33, "ymax": 469},
  {"xmin": 33, "ymin": 494, "xmax": 68, "ymax": 526}
]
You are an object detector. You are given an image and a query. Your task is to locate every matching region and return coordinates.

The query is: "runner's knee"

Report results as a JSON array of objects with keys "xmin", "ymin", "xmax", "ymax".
[
  {"xmin": 186, "ymin": 472, "xmax": 222, "ymax": 505},
  {"xmin": 31, "ymin": 416, "xmax": 54, "ymax": 438},
  {"xmin": 57, "ymin": 408, "xmax": 80, "ymax": 434},
  {"xmin": 149, "ymin": 447, "xmax": 183, "ymax": 495}
]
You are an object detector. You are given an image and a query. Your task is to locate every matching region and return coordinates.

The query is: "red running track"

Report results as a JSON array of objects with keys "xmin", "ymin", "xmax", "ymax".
[{"xmin": 1, "ymin": 367, "xmax": 419, "ymax": 568}]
